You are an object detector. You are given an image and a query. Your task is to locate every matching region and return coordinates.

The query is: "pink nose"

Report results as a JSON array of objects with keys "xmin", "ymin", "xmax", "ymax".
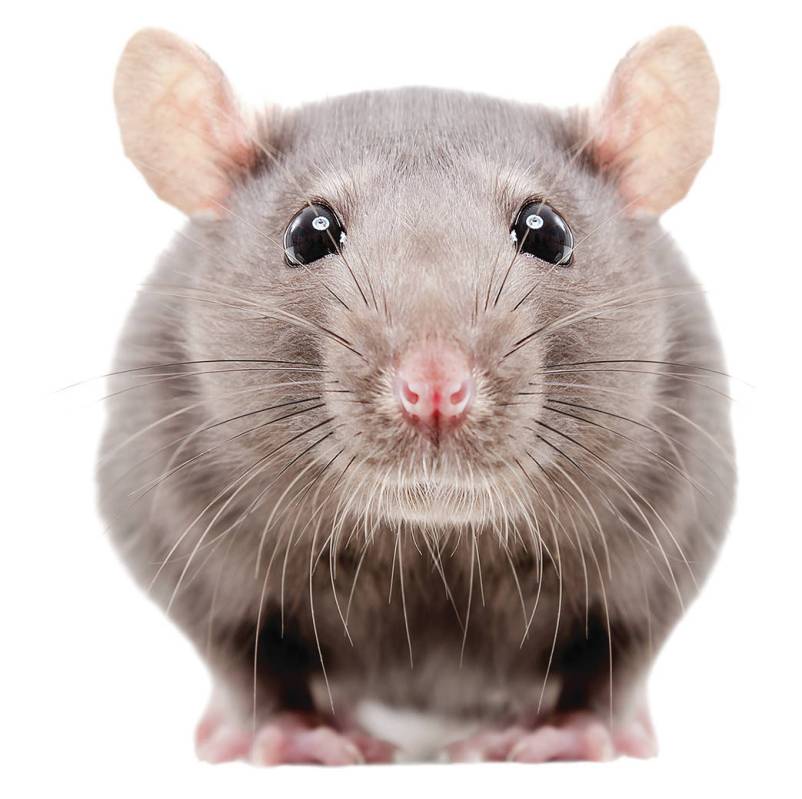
[{"xmin": 395, "ymin": 344, "xmax": 474, "ymax": 429}]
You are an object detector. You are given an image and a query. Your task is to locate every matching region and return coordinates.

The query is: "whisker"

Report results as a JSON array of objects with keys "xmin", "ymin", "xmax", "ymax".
[
  {"xmin": 131, "ymin": 403, "xmax": 328, "ymax": 499},
  {"xmin": 99, "ymin": 366, "xmax": 326, "ymax": 404},
  {"xmin": 396, "ymin": 528, "xmax": 414, "ymax": 669},
  {"xmin": 146, "ymin": 415, "xmax": 334, "ymax": 594},
  {"xmin": 544, "ymin": 358, "xmax": 733, "ymax": 379},
  {"xmin": 504, "ymin": 285, "xmax": 704, "ymax": 360},
  {"xmin": 524, "ymin": 380, "xmax": 735, "ymax": 467},
  {"xmin": 60, "ymin": 357, "xmax": 324, "ymax": 391},
  {"xmin": 165, "ymin": 425, "xmax": 338, "ymax": 613},
  {"xmin": 533, "ymin": 419, "xmax": 693, "ymax": 606},
  {"xmin": 538, "ymin": 366, "xmax": 732, "ymax": 400},
  {"xmin": 544, "ymin": 403, "xmax": 711, "ymax": 496},
  {"xmin": 106, "ymin": 393, "xmax": 322, "ymax": 482}
]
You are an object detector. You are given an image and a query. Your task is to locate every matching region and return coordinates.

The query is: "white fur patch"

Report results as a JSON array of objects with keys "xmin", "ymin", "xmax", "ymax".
[{"xmin": 354, "ymin": 700, "xmax": 479, "ymax": 762}]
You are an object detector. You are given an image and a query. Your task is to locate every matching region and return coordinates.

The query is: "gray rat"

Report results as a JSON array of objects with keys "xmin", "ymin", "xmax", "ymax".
[{"xmin": 98, "ymin": 26, "xmax": 734, "ymax": 764}]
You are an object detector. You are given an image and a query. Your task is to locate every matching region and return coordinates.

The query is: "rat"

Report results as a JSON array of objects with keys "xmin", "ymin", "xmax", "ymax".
[{"xmin": 98, "ymin": 26, "xmax": 734, "ymax": 765}]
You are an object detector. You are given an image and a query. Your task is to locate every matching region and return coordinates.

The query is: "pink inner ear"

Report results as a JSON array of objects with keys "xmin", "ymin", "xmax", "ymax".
[
  {"xmin": 590, "ymin": 27, "xmax": 719, "ymax": 217},
  {"xmin": 115, "ymin": 28, "xmax": 256, "ymax": 217},
  {"xmin": 592, "ymin": 68, "xmax": 673, "ymax": 213},
  {"xmin": 192, "ymin": 71, "xmax": 256, "ymax": 206},
  {"xmin": 146, "ymin": 59, "xmax": 255, "ymax": 216},
  {"xmin": 593, "ymin": 72, "xmax": 641, "ymax": 176}
]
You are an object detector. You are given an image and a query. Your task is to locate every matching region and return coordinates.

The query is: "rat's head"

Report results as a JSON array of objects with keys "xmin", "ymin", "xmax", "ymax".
[{"xmin": 115, "ymin": 28, "xmax": 718, "ymax": 535}]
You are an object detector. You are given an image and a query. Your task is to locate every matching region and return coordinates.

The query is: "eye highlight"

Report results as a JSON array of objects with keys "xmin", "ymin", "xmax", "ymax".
[
  {"xmin": 283, "ymin": 203, "xmax": 346, "ymax": 267},
  {"xmin": 510, "ymin": 201, "xmax": 574, "ymax": 266}
]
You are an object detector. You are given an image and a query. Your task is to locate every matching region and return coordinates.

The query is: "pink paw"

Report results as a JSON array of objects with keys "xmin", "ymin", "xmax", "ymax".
[
  {"xmin": 448, "ymin": 711, "xmax": 657, "ymax": 764},
  {"xmin": 196, "ymin": 707, "xmax": 395, "ymax": 766},
  {"xmin": 195, "ymin": 706, "xmax": 253, "ymax": 764}
]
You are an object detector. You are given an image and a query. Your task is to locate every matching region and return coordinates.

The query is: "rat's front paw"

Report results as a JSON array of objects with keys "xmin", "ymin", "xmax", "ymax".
[
  {"xmin": 196, "ymin": 706, "xmax": 395, "ymax": 766},
  {"xmin": 506, "ymin": 711, "xmax": 656, "ymax": 763},
  {"xmin": 447, "ymin": 710, "xmax": 657, "ymax": 764},
  {"xmin": 249, "ymin": 713, "xmax": 389, "ymax": 766}
]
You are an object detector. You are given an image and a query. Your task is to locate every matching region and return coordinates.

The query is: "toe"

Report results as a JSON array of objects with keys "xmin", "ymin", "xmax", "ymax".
[
  {"xmin": 250, "ymin": 723, "xmax": 365, "ymax": 766},
  {"xmin": 614, "ymin": 720, "xmax": 658, "ymax": 759},
  {"xmin": 346, "ymin": 732, "xmax": 397, "ymax": 764},
  {"xmin": 291, "ymin": 727, "xmax": 365, "ymax": 766},
  {"xmin": 447, "ymin": 727, "xmax": 527, "ymax": 762},
  {"xmin": 250, "ymin": 724, "xmax": 286, "ymax": 766},
  {"xmin": 577, "ymin": 720, "xmax": 617, "ymax": 761},
  {"xmin": 508, "ymin": 720, "xmax": 616, "ymax": 763},
  {"xmin": 509, "ymin": 726, "xmax": 574, "ymax": 763},
  {"xmin": 196, "ymin": 724, "xmax": 252, "ymax": 763}
]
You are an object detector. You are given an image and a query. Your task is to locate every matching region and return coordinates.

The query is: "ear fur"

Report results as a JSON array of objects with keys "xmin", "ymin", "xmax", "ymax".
[
  {"xmin": 592, "ymin": 27, "xmax": 719, "ymax": 216},
  {"xmin": 113, "ymin": 28, "xmax": 254, "ymax": 216}
]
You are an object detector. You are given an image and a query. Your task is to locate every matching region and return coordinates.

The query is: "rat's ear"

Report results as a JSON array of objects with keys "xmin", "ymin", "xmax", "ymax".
[
  {"xmin": 114, "ymin": 28, "xmax": 255, "ymax": 217},
  {"xmin": 591, "ymin": 27, "xmax": 719, "ymax": 216}
]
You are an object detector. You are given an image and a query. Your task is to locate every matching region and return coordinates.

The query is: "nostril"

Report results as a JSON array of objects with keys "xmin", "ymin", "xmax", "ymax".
[
  {"xmin": 397, "ymin": 378, "xmax": 423, "ymax": 417},
  {"xmin": 443, "ymin": 378, "xmax": 474, "ymax": 418},
  {"xmin": 402, "ymin": 382, "xmax": 419, "ymax": 406},
  {"xmin": 449, "ymin": 381, "xmax": 469, "ymax": 406}
]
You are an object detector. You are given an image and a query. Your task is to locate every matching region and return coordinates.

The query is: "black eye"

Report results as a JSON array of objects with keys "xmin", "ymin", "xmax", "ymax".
[
  {"xmin": 283, "ymin": 203, "xmax": 346, "ymax": 266},
  {"xmin": 510, "ymin": 201, "xmax": 574, "ymax": 266}
]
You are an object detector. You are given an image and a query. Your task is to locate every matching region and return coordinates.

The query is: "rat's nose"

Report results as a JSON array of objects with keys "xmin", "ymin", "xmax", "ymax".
[{"xmin": 395, "ymin": 344, "xmax": 474, "ymax": 429}]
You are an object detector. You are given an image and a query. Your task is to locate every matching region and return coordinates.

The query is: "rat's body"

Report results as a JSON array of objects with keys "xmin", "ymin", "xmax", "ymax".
[{"xmin": 99, "ymin": 30, "xmax": 734, "ymax": 763}]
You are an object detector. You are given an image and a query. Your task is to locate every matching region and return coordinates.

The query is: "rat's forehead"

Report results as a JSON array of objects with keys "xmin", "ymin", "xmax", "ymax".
[
  {"xmin": 275, "ymin": 87, "xmax": 582, "ymax": 218},
  {"xmin": 287, "ymin": 87, "xmax": 574, "ymax": 165}
]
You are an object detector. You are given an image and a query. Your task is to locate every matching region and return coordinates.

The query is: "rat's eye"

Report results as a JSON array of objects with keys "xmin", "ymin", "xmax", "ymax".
[
  {"xmin": 510, "ymin": 201, "xmax": 574, "ymax": 266},
  {"xmin": 283, "ymin": 203, "xmax": 346, "ymax": 267}
]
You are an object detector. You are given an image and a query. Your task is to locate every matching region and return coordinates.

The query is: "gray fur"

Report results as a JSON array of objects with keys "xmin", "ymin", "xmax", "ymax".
[{"xmin": 98, "ymin": 88, "xmax": 734, "ymax": 742}]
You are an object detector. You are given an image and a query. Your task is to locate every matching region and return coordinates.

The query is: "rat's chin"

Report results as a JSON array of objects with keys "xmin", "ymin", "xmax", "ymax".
[{"xmin": 378, "ymin": 480, "xmax": 490, "ymax": 527}]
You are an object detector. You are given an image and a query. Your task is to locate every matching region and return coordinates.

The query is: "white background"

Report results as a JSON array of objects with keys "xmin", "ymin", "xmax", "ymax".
[{"xmin": 2, "ymin": 1, "xmax": 800, "ymax": 796}]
